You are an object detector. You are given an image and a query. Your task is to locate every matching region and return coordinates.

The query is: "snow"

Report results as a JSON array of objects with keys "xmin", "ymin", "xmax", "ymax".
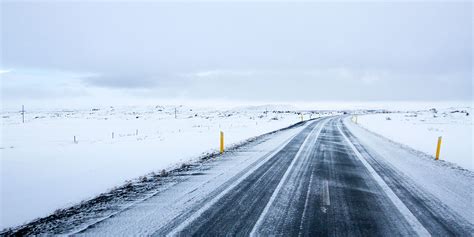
[
  {"xmin": 2, "ymin": 103, "xmax": 471, "ymax": 230},
  {"xmin": 356, "ymin": 107, "xmax": 472, "ymax": 170},
  {"xmin": 344, "ymin": 117, "xmax": 473, "ymax": 223},
  {"xmin": 0, "ymin": 105, "xmax": 317, "ymax": 229}
]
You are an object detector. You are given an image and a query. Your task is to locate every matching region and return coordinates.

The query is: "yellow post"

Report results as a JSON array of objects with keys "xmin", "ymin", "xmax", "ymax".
[
  {"xmin": 220, "ymin": 131, "xmax": 224, "ymax": 154},
  {"xmin": 435, "ymin": 136, "xmax": 442, "ymax": 160},
  {"xmin": 300, "ymin": 114, "xmax": 304, "ymax": 121},
  {"xmin": 355, "ymin": 115, "xmax": 358, "ymax": 124}
]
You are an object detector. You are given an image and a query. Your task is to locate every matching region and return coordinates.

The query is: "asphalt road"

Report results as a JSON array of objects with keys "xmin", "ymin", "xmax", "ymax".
[{"xmin": 155, "ymin": 117, "xmax": 473, "ymax": 236}]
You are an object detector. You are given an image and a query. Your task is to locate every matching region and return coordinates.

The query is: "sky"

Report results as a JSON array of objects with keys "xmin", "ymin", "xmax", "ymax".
[{"xmin": 1, "ymin": 1, "xmax": 472, "ymax": 110}]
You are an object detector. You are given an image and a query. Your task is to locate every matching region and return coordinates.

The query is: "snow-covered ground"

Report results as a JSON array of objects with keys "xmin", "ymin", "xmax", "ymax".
[
  {"xmin": 356, "ymin": 107, "xmax": 472, "ymax": 170},
  {"xmin": 0, "ymin": 105, "xmax": 323, "ymax": 229},
  {"xmin": 2, "ymin": 103, "xmax": 471, "ymax": 230}
]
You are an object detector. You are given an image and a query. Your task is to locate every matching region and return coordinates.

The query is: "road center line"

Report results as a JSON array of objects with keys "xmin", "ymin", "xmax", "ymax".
[
  {"xmin": 298, "ymin": 168, "xmax": 314, "ymax": 236},
  {"xmin": 322, "ymin": 180, "xmax": 330, "ymax": 206},
  {"xmin": 337, "ymin": 119, "xmax": 431, "ymax": 237},
  {"xmin": 250, "ymin": 119, "xmax": 328, "ymax": 236}
]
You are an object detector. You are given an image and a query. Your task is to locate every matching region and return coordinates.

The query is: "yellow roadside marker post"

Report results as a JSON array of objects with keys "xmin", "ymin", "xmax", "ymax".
[
  {"xmin": 301, "ymin": 114, "xmax": 304, "ymax": 122},
  {"xmin": 220, "ymin": 131, "xmax": 224, "ymax": 154},
  {"xmin": 435, "ymin": 136, "xmax": 442, "ymax": 160}
]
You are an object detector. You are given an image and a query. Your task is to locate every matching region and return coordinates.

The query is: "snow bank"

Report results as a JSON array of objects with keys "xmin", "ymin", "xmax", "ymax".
[
  {"xmin": 0, "ymin": 105, "xmax": 319, "ymax": 229},
  {"xmin": 356, "ymin": 107, "xmax": 472, "ymax": 170}
]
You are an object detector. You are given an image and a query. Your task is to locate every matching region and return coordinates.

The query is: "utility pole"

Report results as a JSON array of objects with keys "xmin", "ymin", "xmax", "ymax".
[
  {"xmin": 175, "ymin": 108, "xmax": 177, "ymax": 119},
  {"xmin": 21, "ymin": 105, "xmax": 25, "ymax": 123}
]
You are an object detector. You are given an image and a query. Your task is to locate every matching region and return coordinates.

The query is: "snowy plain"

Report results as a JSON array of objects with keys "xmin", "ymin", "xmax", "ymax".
[
  {"xmin": 1, "ymin": 103, "xmax": 472, "ymax": 230},
  {"xmin": 0, "ymin": 105, "xmax": 321, "ymax": 229},
  {"xmin": 356, "ymin": 107, "xmax": 472, "ymax": 170}
]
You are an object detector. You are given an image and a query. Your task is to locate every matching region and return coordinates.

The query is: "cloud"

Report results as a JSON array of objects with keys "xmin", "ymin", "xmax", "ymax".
[
  {"xmin": 82, "ymin": 73, "xmax": 159, "ymax": 89},
  {"xmin": 1, "ymin": 69, "xmax": 89, "ymax": 99},
  {"xmin": 186, "ymin": 68, "xmax": 388, "ymax": 85},
  {"xmin": 1, "ymin": 1, "xmax": 472, "ymax": 104},
  {"xmin": 360, "ymin": 72, "xmax": 382, "ymax": 85}
]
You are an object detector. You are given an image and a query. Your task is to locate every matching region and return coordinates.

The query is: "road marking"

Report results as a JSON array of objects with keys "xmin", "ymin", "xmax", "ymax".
[
  {"xmin": 250, "ymin": 118, "xmax": 328, "ymax": 236},
  {"xmin": 165, "ymin": 121, "xmax": 315, "ymax": 236},
  {"xmin": 337, "ymin": 120, "xmax": 431, "ymax": 237},
  {"xmin": 320, "ymin": 207, "xmax": 327, "ymax": 213},
  {"xmin": 322, "ymin": 180, "xmax": 330, "ymax": 206},
  {"xmin": 298, "ymin": 168, "xmax": 314, "ymax": 235}
]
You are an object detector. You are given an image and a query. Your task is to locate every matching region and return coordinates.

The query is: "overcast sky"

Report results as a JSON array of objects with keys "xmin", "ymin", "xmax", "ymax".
[{"xmin": 1, "ymin": 1, "xmax": 472, "ymax": 109}]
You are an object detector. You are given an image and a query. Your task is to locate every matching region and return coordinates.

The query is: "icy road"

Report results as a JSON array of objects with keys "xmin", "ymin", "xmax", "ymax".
[{"xmin": 6, "ymin": 116, "xmax": 473, "ymax": 236}]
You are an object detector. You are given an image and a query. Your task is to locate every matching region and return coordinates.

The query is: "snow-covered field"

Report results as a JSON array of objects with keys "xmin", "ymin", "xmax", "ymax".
[
  {"xmin": 0, "ymin": 105, "xmax": 323, "ymax": 229},
  {"xmin": 1, "ymin": 103, "xmax": 471, "ymax": 230},
  {"xmin": 356, "ymin": 107, "xmax": 472, "ymax": 170}
]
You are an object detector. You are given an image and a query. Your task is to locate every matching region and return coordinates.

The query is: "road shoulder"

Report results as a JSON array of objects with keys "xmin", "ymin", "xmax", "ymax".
[{"xmin": 343, "ymin": 117, "xmax": 474, "ymax": 227}]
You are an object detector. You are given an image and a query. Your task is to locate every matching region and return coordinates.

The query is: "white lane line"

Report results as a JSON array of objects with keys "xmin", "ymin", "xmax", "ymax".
[
  {"xmin": 250, "ymin": 119, "xmax": 328, "ymax": 236},
  {"xmin": 298, "ymin": 168, "xmax": 314, "ymax": 236},
  {"xmin": 165, "ymin": 122, "xmax": 314, "ymax": 236},
  {"xmin": 337, "ymin": 120, "xmax": 431, "ymax": 237},
  {"xmin": 322, "ymin": 180, "xmax": 330, "ymax": 206}
]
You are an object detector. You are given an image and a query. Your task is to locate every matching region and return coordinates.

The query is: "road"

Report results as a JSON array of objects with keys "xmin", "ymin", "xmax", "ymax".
[{"xmin": 76, "ymin": 116, "xmax": 472, "ymax": 236}]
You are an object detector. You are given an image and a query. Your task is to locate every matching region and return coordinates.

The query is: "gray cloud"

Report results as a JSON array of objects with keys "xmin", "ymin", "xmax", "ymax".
[
  {"xmin": 1, "ymin": 1, "xmax": 472, "ymax": 103},
  {"xmin": 83, "ymin": 74, "xmax": 159, "ymax": 89}
]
